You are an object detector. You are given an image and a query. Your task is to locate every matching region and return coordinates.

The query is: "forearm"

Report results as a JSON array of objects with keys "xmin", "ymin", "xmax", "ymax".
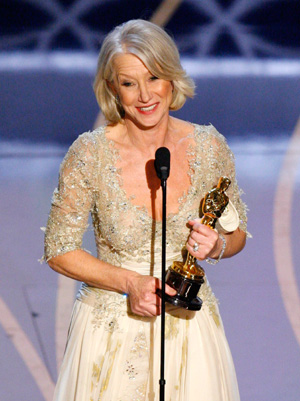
[
  {"xmin": 48, "ymin": 249, "xmax": 177, "ymax": 317},
  {"xmin": 47, "ymin": 249, "xmax": 139, "ymax": 294}
]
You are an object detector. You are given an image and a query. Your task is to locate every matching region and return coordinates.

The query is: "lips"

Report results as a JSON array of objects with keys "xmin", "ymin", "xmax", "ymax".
[{"xmin": 137, "ymin": 103, "xmax": 159, "ymax": 114}]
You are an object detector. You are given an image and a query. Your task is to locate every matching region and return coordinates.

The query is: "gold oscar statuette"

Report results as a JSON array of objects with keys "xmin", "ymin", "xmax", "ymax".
[{"xmin": 163, "ymin": 176, "xmax": 231, "ymax": 310}]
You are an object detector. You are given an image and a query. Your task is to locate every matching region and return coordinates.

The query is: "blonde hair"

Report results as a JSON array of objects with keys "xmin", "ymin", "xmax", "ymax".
[{"xmin": 93, "ymin": 19, "xmax": 195, "ymax": 124}]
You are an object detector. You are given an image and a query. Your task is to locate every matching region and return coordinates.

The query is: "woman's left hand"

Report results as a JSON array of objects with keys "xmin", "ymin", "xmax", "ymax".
[{"xmin": 186, "ymin": 219, "xmax": 221, "ymax": 260}]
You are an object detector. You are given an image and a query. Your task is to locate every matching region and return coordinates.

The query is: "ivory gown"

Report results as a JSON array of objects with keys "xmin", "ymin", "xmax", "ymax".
[{"xmin": 44, "ymin": 124, "xmax": 247, "ymax": 401}]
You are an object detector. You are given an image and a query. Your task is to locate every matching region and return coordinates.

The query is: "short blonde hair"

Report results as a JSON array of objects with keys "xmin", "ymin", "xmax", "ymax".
[{"xmin": 93, "ymin": 19, "xmax": 195, "ymax": 124}]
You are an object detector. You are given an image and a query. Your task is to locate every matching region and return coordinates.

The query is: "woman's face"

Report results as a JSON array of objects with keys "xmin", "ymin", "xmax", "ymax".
[{"xmin": 111, "ymin": 53, "xmax": 173, "ymax": 129}]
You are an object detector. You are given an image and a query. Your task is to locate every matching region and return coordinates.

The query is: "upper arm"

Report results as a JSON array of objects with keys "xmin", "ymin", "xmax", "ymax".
[{"xmin": 44, "ymin": 133, "xmax": 98, "ymax": 261}]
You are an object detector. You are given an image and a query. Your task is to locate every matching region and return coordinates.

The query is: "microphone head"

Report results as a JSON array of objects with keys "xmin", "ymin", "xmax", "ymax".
[{"xmin": 155, "ymin": 147, "xmax": 170, "ymax": 180}]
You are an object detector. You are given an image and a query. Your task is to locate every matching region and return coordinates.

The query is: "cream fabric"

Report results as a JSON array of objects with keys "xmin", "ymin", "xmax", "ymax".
[{"xmin": 45, "ymin": 124, "xmax": 246, "ymax": 400}]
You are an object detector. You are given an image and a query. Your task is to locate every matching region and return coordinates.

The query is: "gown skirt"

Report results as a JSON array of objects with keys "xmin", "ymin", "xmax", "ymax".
[{"xmin": 53, "ymin": 253, "xmax": 240, "ymax": 401}]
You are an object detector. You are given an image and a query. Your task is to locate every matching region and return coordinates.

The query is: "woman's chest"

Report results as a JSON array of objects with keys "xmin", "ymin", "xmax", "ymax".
[
  {"xmin": 114, "ymin": 152, "xmax": 193, "ymax": 221},
  {"xmin": 91, "ymin": 163, "xmax": 205, "ymax": 257}
]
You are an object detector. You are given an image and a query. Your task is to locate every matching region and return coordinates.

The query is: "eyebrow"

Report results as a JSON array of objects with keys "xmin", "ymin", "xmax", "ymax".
[
  {"xmin": 117, "ymin": 71, "xmax": 152, "ymax": 80},
  {"xmin": 117, "ymin": 73, "xmax": 134, "ymax": 79}
]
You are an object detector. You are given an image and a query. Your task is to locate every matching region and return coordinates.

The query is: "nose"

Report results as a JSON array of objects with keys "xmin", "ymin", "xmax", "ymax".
[{"xmin": 138, "ymin": 82, "xmax": 152, "ymax": 103}]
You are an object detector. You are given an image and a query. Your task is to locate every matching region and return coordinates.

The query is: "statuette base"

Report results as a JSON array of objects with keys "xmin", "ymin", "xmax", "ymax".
[{"xmin": 163, "ymin": 265, "xmax": 204, "ymax": 311}]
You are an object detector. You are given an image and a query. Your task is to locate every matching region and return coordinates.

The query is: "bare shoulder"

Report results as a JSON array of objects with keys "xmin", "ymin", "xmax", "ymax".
[
  {"xmin": 105, "ymin": 123, "xmax": 126, "ymax": 143},
  {"xmin": 168, "ymin": 117, "xmax": 195, "ymax": 140}
]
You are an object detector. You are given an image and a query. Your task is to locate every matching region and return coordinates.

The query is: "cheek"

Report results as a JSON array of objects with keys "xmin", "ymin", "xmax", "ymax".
[
  {"xmin": 161, "ymin": 82, "xmax": 173, "ymax": 100},
  {"xmin": 119, "ymin": 91, "xmax": 135, "ymax": 107}
]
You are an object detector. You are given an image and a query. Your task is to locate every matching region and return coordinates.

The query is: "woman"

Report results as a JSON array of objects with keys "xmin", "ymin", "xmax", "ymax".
[{"xmin": 44, "ymin": 19, "xmax": 247, "ymax": 401}]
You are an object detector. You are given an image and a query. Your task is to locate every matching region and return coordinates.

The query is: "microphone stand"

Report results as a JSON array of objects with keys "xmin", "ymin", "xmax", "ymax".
[
  {"xmin": 159, "ymin": 176, "xmax": 167, "ymax": 401},
  {"xmin": 154, "ymin": 146, "xmax": 170, "ymax": 401}
]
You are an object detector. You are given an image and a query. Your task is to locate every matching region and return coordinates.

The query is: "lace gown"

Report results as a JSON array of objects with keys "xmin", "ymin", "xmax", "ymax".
[{"xmin": 44, "ymin": 124, "xmax": 247, "ymax": 401}]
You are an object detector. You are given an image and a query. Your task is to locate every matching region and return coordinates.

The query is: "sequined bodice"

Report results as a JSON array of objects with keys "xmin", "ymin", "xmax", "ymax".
[{"xmin": 44, "ymin": 124, "xmax": 247, "ymax": 271}]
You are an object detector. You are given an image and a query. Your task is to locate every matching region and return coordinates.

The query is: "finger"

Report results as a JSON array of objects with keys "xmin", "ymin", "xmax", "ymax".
[
  {"xmin": 155, "ymin": 277, "xmax": 176, "ymax": 297},
  {"xmin": 187, "ymin": 234, "xmax": 203, "ymax": 253},
  {"xmin": 192, "ymin": 225, "xmax": 210, "ymax": 236},
  {"xmin": 134, "ymin": 309, "xmax": 157, "ymax": 317},
  {"xmin": 165, "ymin": 284, "xmax": 177, "ymax": 296},
  {"xmin": 188, "ymin": 218, "xmax": 201, "ymax": 226},
  {"xmin": 189, "ymin": 222, "xmax": 213, "ymax": 237},
  {"xmin": 189, "ymin": 227, "xmax": 213, "ymax": 246},
  {"xmin": 189, "ymin": 230, "xmax": 201, "ymax": 244},
  {"xmin": 131, "ymin": 301, "xmax": 160, "ymax": 317},
  {"xmin": 154, "ymin": 277, "xmax": 161, "ymax": 289},
  {"xmin": 143, "ymin": 302, "xmax": 161, "ymax": 316},
  {"xmin": 186, "ymin": 242, "xmax": 205, "ymax": 260}
]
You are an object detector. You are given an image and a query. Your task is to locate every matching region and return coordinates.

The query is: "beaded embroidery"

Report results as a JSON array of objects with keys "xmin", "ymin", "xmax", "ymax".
[
  {"xmin": 44, "ymin": 124, "xmax": 248, "ymax": 268},
  {"xmin": 90, "ymin": 290, "xmax": 128, "ymax": 333},
  {"xmin": 44, "ymin": 124, "xmax": 247, "ymax": 401},
  {"xmin": 120, "ymin": 325, "xmax": 149, "ymax": 400}
]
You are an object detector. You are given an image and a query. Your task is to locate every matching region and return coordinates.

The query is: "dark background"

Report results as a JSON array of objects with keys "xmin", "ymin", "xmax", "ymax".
[{"xmin": 1, "ymin": 0, "xmax": 300, "ymax": 145}]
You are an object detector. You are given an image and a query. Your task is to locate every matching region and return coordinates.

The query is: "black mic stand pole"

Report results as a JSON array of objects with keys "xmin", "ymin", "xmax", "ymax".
[
  {"xmin": 154, "ymin": 146, "xmax": 170, "ymax": 401},
  {"xmin": 159, "ymin": 175, "xmax": 167, "ymax": 401}
]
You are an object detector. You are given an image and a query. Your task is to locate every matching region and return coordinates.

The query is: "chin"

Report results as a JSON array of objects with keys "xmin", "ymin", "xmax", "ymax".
[{"xmin": 127, "ymin": 114, "xmax": 164, "ymax": 130}]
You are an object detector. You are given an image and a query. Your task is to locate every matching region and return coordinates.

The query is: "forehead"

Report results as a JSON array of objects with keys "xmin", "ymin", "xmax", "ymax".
[{"xmin": 113, "ymin": 53, "xmax": 150, "ymax": 76}]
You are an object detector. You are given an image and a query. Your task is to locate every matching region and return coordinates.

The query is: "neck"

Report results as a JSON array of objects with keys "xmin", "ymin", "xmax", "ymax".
[{"xmin": 122, "ymin": 116, "xmax": 174, "ymax": 157}]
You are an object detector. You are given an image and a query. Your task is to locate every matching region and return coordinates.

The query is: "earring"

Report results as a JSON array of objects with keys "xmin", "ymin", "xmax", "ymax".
[{"xmin": 115, "ymin": 94, "xmax": 121, "ymax": 105}]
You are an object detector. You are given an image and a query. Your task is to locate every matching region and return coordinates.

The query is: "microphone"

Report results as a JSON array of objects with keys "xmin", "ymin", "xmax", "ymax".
[{"xmin": 155, "ymin": 147, "xmax": 170, "ymax": 181}]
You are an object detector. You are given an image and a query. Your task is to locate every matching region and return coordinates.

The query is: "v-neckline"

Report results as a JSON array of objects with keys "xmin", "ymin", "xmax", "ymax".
[{"xmin": 100, "ymin": 124, "xmax": 200, "ymax": 224}]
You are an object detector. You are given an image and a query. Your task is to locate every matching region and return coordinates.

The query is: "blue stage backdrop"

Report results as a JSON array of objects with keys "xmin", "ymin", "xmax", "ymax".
[{"xmin": 0, "ymin": 0, "xmax": 300, "ymax": 144}]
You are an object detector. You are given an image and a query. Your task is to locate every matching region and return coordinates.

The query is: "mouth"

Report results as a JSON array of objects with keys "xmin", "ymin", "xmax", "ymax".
[{"xmin": 137, "ymin": 103, "xmax": 159, "ymax": 113}]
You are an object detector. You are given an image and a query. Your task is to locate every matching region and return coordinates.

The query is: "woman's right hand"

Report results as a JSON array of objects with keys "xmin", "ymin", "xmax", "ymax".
[{"xmin": 126, "ymin": 274, "xmax": 176, "ymax": 317}]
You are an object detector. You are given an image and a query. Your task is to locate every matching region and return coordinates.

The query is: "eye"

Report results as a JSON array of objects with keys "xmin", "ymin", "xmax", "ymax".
[
  {"xmin": 150, "ymin": 76, "xmax": 159, "ymax": 81},
  {"xmin": 121, "ymin": 81, "xmax": 132, "ymax": 87}
]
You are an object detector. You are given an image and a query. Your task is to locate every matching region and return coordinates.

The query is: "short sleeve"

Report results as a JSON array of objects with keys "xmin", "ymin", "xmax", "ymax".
[
  {"xmin": 205, "ymin": 125, "xmax": 248, "ymax": 234},
  {"xmin": 44, "ymin": 132, "xmax": 98, "ymax": 261}
]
